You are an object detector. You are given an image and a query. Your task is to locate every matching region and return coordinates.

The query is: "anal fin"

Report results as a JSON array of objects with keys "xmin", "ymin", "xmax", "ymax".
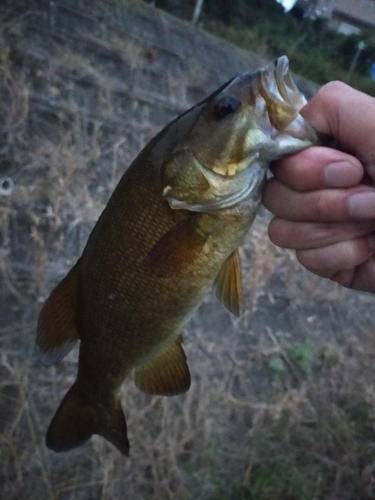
[
  {"xmin": 213, "ymin": 250, "xmax": 242, "ymax": 317},
  {"xmin": 135, "ymin": 335, "xmax": 191, "ymax": 396},
  {"xmin": 36, "ymin": 260, "xmax": 81, "ymax": 366}
]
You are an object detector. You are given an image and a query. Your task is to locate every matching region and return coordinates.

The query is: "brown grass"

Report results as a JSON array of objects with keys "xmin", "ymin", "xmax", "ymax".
[{"xmin": 2, "ymin": 3, "xmax": 375, "ymax": 499}]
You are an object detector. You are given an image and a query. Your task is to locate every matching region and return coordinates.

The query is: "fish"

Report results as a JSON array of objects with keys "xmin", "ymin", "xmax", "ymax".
[{"xmin": 36, "ymin": 55, "xmax": 317, "ymax": 455}]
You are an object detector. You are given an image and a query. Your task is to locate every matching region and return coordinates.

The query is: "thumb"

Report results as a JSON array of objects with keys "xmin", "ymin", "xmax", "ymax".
[{"xmin": 301, "ymin": 81, "xmax": 375, "ymax": 180}]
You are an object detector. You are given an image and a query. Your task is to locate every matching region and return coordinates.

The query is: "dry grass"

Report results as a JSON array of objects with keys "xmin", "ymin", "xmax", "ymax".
[{"xmin": 2, "ymin": 3, "xmax": 375, "ymax": 499}]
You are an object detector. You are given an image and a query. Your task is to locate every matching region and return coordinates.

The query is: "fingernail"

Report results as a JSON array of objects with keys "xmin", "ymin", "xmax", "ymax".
[
  {"xmin": 349, "ymin": 192, "xmax": 375, "ymax": 218},
  {"xmin": 325, "ymin": 162, "xmax": 360, "ymax": 187}
]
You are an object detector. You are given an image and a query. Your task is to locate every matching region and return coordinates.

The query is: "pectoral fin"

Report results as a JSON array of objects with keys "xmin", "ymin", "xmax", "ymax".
[
  {"xmin": 36, "ymin": 260, "xmax": 81, "ymax": 365},
  {"xmin": 146, "ymin": 215, "xmax": 209, "ymax": 277},
  {"xmin": 135, "ymin": 335, "xmax": 191, "ymax": 396},
  {"xmin": 213, "ymin": 250, "xmax": 242, "ymax": 317}
]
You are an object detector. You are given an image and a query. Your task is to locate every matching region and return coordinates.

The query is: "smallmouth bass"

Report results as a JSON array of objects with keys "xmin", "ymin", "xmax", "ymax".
[{"xmin": 37, "ymin": 56, "xmax": 317, "ymax": 455}]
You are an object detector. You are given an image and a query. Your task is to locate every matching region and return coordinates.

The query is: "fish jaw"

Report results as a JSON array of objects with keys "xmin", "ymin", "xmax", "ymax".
[
  {"xmin": 165, "ymin": 160, "xmax": 267, "ymax": 212},
  {"xmin": 162, "ymin": 56, "xmax": 317, "ymax": 212}
]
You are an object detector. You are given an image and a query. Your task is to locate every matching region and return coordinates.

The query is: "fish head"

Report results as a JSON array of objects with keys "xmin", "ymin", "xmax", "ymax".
[{"xmin": 162, "ymin": 55, "xmax": 317, "ymax": 212}]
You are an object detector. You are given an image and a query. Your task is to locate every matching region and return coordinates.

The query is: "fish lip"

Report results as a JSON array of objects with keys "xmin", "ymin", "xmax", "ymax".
[
  {"xmin": 274, "ymin": 55, "xmax": 293, "ymax": 91},
  {"xmin": 275, "ymin": 55, "xmax": 289, "ymax": 75},
  {"xmin": 273, "ymin": 55, "xmax": 307, "ymax": 112},
  {"xmin": 274, "ymin": 56, "xmax": 291, "ymax": 102},
  {"xmin": 273, "ymin": 55, "xmax": 296, "ymax": 101},
  {"xmin": 258, "ymin": 56, "xmax": 317, "ymax": 144},
  {"xmin": 274, "ymin": 57, "xmax": 318, "ymax": 143}
]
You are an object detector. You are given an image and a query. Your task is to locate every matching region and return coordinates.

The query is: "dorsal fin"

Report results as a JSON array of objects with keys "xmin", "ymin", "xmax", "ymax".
[
  {"xmin": 134, "ymin": 335, "xmax": 191, "ymax": 396},
  {"xmin": 213, "ymin": 250, "xmax": 242, "ymax": 317},
  {"xmin": 36, "ymin": 260, "xmax": 81, "ymax": 365}
]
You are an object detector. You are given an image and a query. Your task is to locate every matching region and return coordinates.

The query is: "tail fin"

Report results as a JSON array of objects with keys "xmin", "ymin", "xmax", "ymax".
[{"xmin": 46, "ymin": 382, "xmax": 129, "ymax": 455}]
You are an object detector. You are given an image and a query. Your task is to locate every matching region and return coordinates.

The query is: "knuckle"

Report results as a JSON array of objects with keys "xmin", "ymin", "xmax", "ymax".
[
  {"xmin": 310, "ymin": 191, "xmax": 346, "ymax": 222},
  {"xmin": 311, "ymin": 194, "xmax": 330, "ymax": 221}
]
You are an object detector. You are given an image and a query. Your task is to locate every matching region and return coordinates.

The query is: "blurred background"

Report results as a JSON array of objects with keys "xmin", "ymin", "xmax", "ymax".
[
  {"xmin": 149, "ymin": 0, "xmax": 375, "ymax": 95},
  {"xmin": 1, "ymin": 1, "xmax": 375, "ymax": 499}
]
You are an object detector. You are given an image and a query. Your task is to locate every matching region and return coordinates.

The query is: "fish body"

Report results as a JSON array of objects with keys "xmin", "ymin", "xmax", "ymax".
[{"xmin": 37, "ymin": 56, "xmax": 317, "ymax": 455}]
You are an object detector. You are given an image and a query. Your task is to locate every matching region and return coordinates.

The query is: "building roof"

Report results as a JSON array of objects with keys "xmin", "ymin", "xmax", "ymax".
[
  {"xmin": 332, "ymin": 0, "xmax": 375, "ymax": 28},
  {"xmin": 295, "ymin": 0, "xmax": 375, "ymax": 30}
]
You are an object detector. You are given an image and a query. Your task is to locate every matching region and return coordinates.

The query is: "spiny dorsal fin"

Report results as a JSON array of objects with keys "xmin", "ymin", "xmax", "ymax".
[
  {"xmin": 213, "ymin": 250, "xmax": 242, "ymax": 317},
  {"xmin": 36, "ymin": 260, "xmax": 81, "ymax": 366},
  {"xmin": 134, "ymin": 335, "xmax": 191, "ymax": 396}
]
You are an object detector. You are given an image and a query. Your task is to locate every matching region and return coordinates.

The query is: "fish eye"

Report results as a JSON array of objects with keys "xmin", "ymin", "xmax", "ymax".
[{"xmin": 213, "ymin": 95, "xmax": 240, "ymax": 119}]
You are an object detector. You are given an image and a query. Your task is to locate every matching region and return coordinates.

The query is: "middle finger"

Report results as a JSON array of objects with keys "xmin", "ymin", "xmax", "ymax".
[
  {"xmin": 263, "ymin": 179, "xmax": 375, "ymax": 222},
  {"xmin": 270, "ymin": 147, "xmax": 364, "ymax": 191},
  {"xmin": 268, "ymin": 218, "xmax": 375, "ymax": 250}
]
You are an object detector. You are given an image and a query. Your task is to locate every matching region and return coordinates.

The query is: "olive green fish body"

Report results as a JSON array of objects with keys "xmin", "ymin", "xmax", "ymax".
[
  {"xmin": 76, "ymin": 132, "xmax": 260, "ymax": 400},
  {"xmin": 37, "ymin": 56, "xmax": 318, "ymax": 455}
]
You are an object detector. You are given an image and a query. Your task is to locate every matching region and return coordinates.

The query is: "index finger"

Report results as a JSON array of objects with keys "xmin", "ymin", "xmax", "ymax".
[{"xmin": 270, "ymin": 146, "xmax": 364, "ymax": 192}]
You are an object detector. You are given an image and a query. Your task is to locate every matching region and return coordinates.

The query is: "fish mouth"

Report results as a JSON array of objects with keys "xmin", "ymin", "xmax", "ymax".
[
  {"xmin": 258, "ymin": 55, "xmax": 306, "ymax": 129},
  {"xmin": 276, "ymin": 56, "xmax": 309, "ymax": 111},
  {"xmin": 257, "ymin": 55, "xmax": 317, "ymax": 144}
]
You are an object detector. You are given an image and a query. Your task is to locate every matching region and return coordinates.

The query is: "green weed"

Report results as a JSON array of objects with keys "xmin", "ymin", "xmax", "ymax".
[
  {"xmin": 287, "ymin": 344, "xmax": 316, "ymax": 378},
  {"xmin": 268, "ymin": 356, "xmax": 285, "ymax": 373}
]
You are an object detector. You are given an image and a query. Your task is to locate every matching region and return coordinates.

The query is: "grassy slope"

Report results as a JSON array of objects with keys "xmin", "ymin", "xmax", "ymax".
[{"xmin": 1, "ymin": 2, "xmax": 375, "ymax": 499}]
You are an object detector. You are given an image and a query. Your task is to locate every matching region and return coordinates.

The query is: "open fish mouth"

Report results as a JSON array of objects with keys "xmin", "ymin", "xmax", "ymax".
[
  {"xmin": 162, "ymin": 55, "xmax": 318, "ymax": 213},
  {"xmin": 256, "ymin": 56, "xmax": 317, "ymax": 144},
  {"xmin": 261, "ymin": 55, "xmax": 307, "ymax": 119}
]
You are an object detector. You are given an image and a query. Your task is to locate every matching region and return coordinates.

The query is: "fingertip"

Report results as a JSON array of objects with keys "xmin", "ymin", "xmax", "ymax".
[
  {"xmin": 324, "ymin": 159, "xmax": 363, "ymax": 188},
  {"xmin": 267, "ymin": 216, "xmax": 280, "ymax": 246},
  {"xmin": 267, "ymin": 216, "xmax": 293, "ymax": 249},
  {"xmin": 348, "ymin": 192, "xmax": 375, "ymax": 218},
  {"xmin": 271, "ymin": 147, "xmax": 363, "ymax": 191}
]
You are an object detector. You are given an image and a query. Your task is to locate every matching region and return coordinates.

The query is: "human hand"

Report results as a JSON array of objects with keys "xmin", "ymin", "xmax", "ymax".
[{"xmin": 262, "ymin": 81, "xmax": 375, "ymax": 292}]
